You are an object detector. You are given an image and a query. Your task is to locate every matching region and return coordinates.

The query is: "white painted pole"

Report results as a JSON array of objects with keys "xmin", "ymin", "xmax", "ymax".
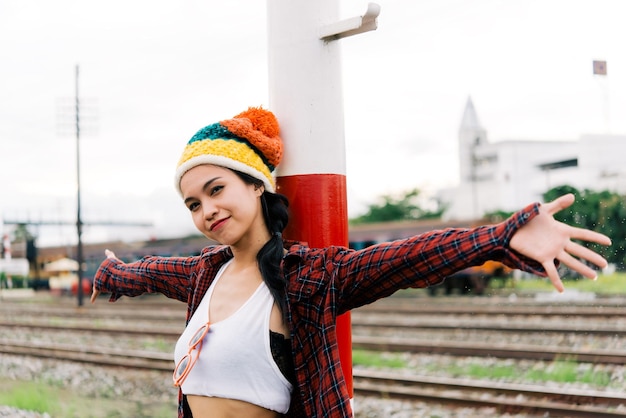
[
  {"xmin": 267, "ymin": 1, "xmax": 380, "ymax": 414},
  {"xmin": 268, "ymin": 0, "xmax": 346, "ymax": 177}
]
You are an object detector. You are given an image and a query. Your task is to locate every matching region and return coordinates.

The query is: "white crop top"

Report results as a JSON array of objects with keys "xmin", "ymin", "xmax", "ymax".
[{"xmin": 174, "ymin": 261, "xmax": 293, "ymax": 413}]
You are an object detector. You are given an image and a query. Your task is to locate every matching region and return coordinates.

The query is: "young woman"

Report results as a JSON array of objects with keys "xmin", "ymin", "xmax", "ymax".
[{"xmin": 91, "ymin": 107, "xmax": 611, "ymax": 418}]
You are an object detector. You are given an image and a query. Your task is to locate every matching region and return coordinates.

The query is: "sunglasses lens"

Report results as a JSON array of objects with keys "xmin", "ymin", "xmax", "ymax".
[
  {"xmin": 190, "ymin": 324, "xmax": 208, "ymax": 346},
  {"xmin": 175, "ymin": 355, "xmax": 190, "ymax": 379}
]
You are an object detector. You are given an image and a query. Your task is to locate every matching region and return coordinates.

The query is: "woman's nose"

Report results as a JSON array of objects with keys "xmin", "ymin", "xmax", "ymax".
[{"xmin": 202, "ymin": 201, "xmax": 218, "ymax": 220}]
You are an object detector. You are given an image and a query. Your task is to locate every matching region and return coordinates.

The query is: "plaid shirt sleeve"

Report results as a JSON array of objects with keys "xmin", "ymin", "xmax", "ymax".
[
  {"xmin": 332, "ymin": 202, "xmax": 543, "ymax": 312},
  {"xmin": 94, "ymin": 254, "xmax": 202, "ymax": 303},
  {"xmin": 284, "ymin": 203, "xmax": 544, "ymax": 417}
]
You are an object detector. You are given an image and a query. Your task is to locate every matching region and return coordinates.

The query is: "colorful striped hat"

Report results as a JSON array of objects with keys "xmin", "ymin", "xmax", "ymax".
[{"xmin": 175, "ymin": 107, "xmax": 283, "ymax": 195}]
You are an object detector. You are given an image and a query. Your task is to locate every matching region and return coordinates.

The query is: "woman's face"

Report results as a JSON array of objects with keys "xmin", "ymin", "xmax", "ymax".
[{"xmin": 179, "ymin": 165, "xmax": 267, "ymax": 247}]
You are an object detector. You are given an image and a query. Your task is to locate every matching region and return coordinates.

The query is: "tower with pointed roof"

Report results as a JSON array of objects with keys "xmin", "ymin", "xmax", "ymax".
[{"xmin": 458, "ymin": 97, "xmax": 488, "ymax": 184}]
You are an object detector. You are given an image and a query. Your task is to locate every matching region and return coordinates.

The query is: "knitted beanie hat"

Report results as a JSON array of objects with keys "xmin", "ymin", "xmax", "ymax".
[{"xmin": 175, "ymin": 107, "xmax": 283, "ymax": 195}]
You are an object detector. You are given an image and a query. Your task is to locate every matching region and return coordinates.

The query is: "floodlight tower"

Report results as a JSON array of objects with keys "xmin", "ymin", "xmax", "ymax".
[{"xmin": 267, "ymin": 1, "xmax": 380, "ymax": 412}]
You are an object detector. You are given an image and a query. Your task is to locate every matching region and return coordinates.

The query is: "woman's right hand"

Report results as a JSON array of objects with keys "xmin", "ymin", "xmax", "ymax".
[
  {"xmin": 90, "ymin": 249, "xmax": 118, "ymax": 304},
  {"xmin": 509, "ymin": 194, "xmax": 611, "ymax": 292}
]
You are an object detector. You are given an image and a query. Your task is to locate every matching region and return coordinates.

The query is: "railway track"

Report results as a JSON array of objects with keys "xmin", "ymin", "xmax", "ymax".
[
  {"xmin": 2, "ymin": 320, "xmax": 626, "ymax": 365},
  {"xmin": 355, "ymin": 369, "xmax": 626, "ymax": 417},
  {"xmin": 0, "ymin": 339, "xmax": 173, "ymax": 371},
  {"xmin": 4, "ymin": 294, "xmax": 626, "ymax": 323},
  {"xmin": 357, "ymin": 299, "xmax": 626, "ymax": 318},
  {"xmin": 4, "ymin": 314, "xmax": 625, "ymax": 336},
  {"xmin": 0, "ymin": 340, "xmax": 623, "ymax": 417},
  {"xmin": 350, "ymin": 313, "xmax": 626, "ymax": 336},
  {"xmin": 3, "ymin": 302, "xmax": 626, "ymax": 334},
  {"xmin": 3, "ymin": 296, "xmax": 626, "ymax": 415},
  {"xmin": 351, "ymin": 335, "xmax": 626, "ymax": 364}
]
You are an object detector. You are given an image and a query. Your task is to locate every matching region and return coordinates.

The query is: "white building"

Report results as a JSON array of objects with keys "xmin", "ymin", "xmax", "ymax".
[{"xmin": 441, "ymin": 98, "xmax": 626, "ymax": 221}]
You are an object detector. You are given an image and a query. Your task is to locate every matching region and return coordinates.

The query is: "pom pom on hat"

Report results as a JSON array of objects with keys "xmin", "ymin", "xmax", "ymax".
[
  {"xmin": 221, "ymin": 107, "xmax": 282, "ymax": 169},
  {"xmin": 175, "ymin": 107, "xmax": 283, "ymax": 195}
]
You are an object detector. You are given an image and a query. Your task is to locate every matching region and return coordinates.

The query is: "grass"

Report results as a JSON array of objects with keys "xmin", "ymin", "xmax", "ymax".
[
  {"xmin": 392, "ymin": 271, "xmax": 626, "ymax": 297},
  {"xmin": 354, "ymin": 351, "xmax": 615, "ymax": 389},
  {"xmin": 142, "ymin": 338, "xmax": 174, "ymax": 352},
  {"xmin": 524, "ymin": 360, "xmax": 611, "ymax": 386},
  {"xmin": 428, "ymin": 358, "xmax": 614, "ymax": 387},
  {"xmin": 353, "ymin": 349, "xmax": 407, "ymax": 368},
  {"xmin": 0, "ymin": 379, "xmax": 177, "ymax": 418},
  {"xmin": 515, "ymin": 271, "xmax": 626, "ymax": 294},
  {"xmin": 0, "ymin": 381, "xmax": 59, "ymax": 415}
]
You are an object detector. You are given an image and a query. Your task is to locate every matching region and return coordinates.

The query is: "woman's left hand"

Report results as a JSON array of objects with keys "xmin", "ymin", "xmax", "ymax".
[
  {"xmin": 90, "ymin": 249, "xmax": 119, "ymax": 303},
  {"xmin": 510, "ymin": 193, "xmax": 612, "ymax": 292}
]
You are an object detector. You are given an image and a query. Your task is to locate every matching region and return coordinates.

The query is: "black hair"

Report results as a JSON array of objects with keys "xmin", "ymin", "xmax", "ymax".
[{"xmin": 232, "ymin": 170, "xmax": 290, "ymax": 318}]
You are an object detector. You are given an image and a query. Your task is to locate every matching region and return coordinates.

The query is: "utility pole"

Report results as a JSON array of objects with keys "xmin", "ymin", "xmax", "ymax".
[
  {"xmin": 75, "ymin": 64, "xmax": 85, "ymax": 307},
  {"xmin": 6, "ymin": 67, "xmax": 149, "ymax": 303}
]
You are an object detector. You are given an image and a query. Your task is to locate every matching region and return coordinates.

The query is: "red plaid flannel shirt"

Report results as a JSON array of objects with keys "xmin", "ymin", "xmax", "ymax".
[{"xmin": 95, "ymin": 203, "xmax": 543, "ymax": 418}]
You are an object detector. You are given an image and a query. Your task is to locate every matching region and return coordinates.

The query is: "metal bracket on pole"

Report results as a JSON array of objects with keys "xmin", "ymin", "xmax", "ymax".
[{"xmin": 319, "ymin": 2, "xmax": 381, "ymax": 42}]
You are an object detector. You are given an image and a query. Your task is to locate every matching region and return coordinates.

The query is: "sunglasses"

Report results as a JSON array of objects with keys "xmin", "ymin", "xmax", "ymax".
[{"xmin": 173, "ymin": 321, "xmax": 210, "ymax": 387}]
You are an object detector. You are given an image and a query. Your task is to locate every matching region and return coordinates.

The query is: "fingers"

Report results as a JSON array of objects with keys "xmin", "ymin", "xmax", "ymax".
[
  {"xmin": 91, "ymin": 275, "xmax": 100, "ymax": 304},
  {"xmin": 542, "ymin": 193, "xmax": 575, "ymax": 216},
  {"xmin": 558, "ymin": 250, "xmax": 599, "ymax": 280},
  {"xmin": 542, "ymin": 195, "xmax": 612, "ymax": 246},
  {"xmin": 545, "ymin": 241, "xmax": 605, "ymax": 293},
  {"xmin": 566, "ymin": 241, "xmax": 608, "ymax": 271},
  {"xmin": 90, "ymin": 287, "xmax": 100, "ymax": 304},
  {"xmin": 568, "ymin": 226, "xmax": 612, "ymax": 247},
  {"xmin": 91, "ymin": 249, "xmax": 116, "ymax": 304},
  {"xmin": 542, "ymin": 261, "xmax": 564, "ymax": 293}
]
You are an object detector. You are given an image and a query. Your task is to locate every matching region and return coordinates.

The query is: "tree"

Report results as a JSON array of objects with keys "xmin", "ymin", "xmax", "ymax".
[
  {"xmin": 544, "ymin": 186, "xmax": 626, "ymax": 271},
  {"xmin": 350, "ymin": 188, "xmax": 445, "ymax": 224}
]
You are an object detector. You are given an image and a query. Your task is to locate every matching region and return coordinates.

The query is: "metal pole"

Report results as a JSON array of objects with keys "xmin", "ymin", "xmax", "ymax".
[
  {"xmin": 268, "ymin": 0, "xmax": 352, "ymax": 404},
  {"xmin": 75, "ymin": 64, "xmax": 84, "ymax": 307},
  {"xmin": 267, "ymin": 1, "xmax": 379, "ymax": 411}
]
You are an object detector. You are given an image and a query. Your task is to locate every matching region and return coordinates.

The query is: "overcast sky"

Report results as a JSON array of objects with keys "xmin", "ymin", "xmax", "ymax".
[{"xmin": 1, "ymin": 0, "xmax": 624, "ymax": 247}]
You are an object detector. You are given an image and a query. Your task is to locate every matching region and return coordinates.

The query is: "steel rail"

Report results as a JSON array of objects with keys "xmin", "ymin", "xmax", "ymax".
[
  {"xmin": 357, "ymin": 302, "xmax": 626, "ymax": 317},
  {"xmin": 352, "ymin": 335, "xmax": 626, "ymax": 365},
  {"xmin": 1, "ymin": 340, "xmax": 622, "ymax": 417},
  {"xmin": 354, "ymin": 369, "xmax": 626, "ymax": 417},
  {"xmin": 3, "ymin": 298, "xmax": 626, "ymax": 319},
  {"xmin": 2, "ymin": 312, "xmax": 623, "ymax": 336},
  {"xmin": 0, "ymin": 306, "xmax": 186, "ymax": 322},
  {"xmin": 0, "ymin": 321, "xmax": 183, "ymax": 337},
  {"xmin": 2, "ymin": 321, "xmax": 626, "ymax": 365},
  {"xmin": 350, "ymin": 313, "xmax": 626, "ymax": 336},
  {"xmin": 3, "ymin": 315, "xmax": 626, "ymax": 338},
  {"xmin": 0, "ymin": 339, "xmax": 173, "ymax": 371}
]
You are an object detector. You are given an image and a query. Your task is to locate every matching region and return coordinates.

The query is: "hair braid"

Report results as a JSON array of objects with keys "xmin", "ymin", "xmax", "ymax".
[
  {"xmin": 257, "ymin": 192, "xmax": 289, "ymax": 318},
  {"xmin": 232, "ymin": 170, "xmax": 290, "ymax": 318}
]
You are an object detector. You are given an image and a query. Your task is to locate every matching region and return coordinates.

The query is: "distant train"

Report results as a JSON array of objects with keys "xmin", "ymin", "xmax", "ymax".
[
  {"xmin": 426, "ymin": 261, "xmax": 512, "ymax": 296},
  {"xmin": 26, "ymin": 218, "xmax": 510, "ymax": 295}
]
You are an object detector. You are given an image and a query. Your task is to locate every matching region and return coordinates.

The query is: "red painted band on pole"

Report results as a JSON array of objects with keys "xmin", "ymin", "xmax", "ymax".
[{"xmin": 277, "ymin": 173, "xmax": 353, "ymax": 396}]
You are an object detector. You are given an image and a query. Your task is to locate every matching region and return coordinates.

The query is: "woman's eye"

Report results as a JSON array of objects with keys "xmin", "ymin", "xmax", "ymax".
[
  {"xmin": 188, "ymin": 202, "xmax": 200, "ymax": 212},
  {"xmin": 210, "ymin": 185, "xmax": 223, "ymax": 195}
]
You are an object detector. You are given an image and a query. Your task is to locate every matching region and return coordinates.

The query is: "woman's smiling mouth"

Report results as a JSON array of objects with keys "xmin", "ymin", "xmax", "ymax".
[{"xmin": 210, "ymin": 217, "xmax": 229, "ymax": 231}]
